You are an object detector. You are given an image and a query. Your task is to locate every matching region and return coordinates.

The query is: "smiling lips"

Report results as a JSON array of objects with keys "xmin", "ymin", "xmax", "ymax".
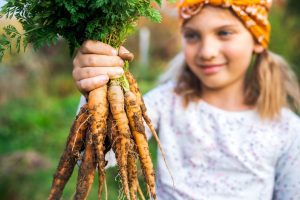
[{"xmin": 199, "ymin": 63, "xmax": 225, "ymax": 75}]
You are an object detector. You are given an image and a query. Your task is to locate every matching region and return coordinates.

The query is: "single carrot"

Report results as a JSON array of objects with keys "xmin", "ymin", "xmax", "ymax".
[
  {"xmin": 74, "ymin": 131, "xmax": 97, "ymax": 200},
  {"xmin": 124, "ymin": 90, "xmax": 156, "ymax": 200},
  {"xmin": 111, "ymin": 119, "xmax": 131, "ymax": 200},
  {"xmin": 124, "ymin": 71, "xmax": 142, "ymax": 109},
  {"xmin": 127, "ymin": 138, "xmax": 138, "ymax": 200},
  {"xmin": 88, "ymin": 86, "xmax": 109, "ymax": 199},
  {"xmin": 124, "ymin": 71, "xmax": 157, "ymax": 138},
  {"xmin": 48, "ymin": 104, "xmax": 89, "ymax": 200},
  {"xmin": 125, "ymin": 71, "xmax": 175, "ymax": 188},
  {"xmin": 99, "ymin": 112, "xmax": 115, "ymax": 200},
  {"xmin": 108, "ymin": 80, "xmax": 131, "ymax": 200}
]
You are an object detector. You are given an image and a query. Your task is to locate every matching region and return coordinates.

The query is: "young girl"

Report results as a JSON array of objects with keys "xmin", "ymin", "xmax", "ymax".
[{"xmin": 72, "ymin": 0, "xmax": 300, "ymax": 199}]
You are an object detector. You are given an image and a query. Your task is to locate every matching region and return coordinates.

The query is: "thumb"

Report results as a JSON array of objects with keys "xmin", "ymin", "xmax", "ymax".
[{"xmin": 118, "ymin": 46, "xmax": 134, "ymax": 62}]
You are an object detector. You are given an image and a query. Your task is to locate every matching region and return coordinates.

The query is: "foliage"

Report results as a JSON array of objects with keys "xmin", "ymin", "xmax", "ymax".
[
  {"xmin": 0, "ymin": 0, "xmax": 174, "ymax": 61},
  {"xmin": 286, "ymin": 0, "xmax": 300, "ymax": 17},
  {"xmin": 283, "ymin": 0, "xmax": 300, "ymax": 72}
]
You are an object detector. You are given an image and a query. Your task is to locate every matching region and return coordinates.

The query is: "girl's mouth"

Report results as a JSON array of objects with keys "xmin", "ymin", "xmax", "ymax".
[{"xmin": 200, "ymin": 64, "xmax": 225, "ymax": 75}]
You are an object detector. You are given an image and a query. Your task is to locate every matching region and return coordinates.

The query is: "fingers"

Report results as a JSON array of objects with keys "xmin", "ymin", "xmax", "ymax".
[
  {"xmin": 76, "ymin": 75, "xmax": 109, "ymax": 95},
  {"xmin": 73, "ymin": 66, "xmax": 124, "ymax": 81},
  {"xmin": 74, "ymin": 42, "xmax": 133, "ymax": 70},
  {"xmin": 74, "ymin": 54, "xmax": 125, "ymax": 68},
  {"xmin": 118, "ymin": 46, "xmax": 134, "ymax": 62},
  {"xmin": 72, "ymin": 40, "xmax": 134, "ymax": 96},
  {"xmin": 80, "ymin": 40, "xmax": 118, "ymax": 56}
]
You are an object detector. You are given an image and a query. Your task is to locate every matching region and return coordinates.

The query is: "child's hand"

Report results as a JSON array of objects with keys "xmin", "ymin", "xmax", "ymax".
[{"xmin": 72, "ymin": 40, "xmax": 134, "ymax": 96}]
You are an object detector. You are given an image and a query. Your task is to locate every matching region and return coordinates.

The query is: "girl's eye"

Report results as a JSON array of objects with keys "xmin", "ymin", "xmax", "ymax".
[
  {"xmin": 218, "ymin": 30, "xmax": 232, "ymax": 38},
  {"xmin": 183, "ymin": 32, "xmax": 200, "ymax": 42}
]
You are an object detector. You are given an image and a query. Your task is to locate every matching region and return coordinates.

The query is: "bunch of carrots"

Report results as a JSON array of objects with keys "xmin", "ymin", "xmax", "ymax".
[
  {"xmin": 0, "ymin": 1, "xmax": 174, "ymax": 199},
  {"xmin": 48, "ymin": 62, "xmax": 168, "ymax": 200}
]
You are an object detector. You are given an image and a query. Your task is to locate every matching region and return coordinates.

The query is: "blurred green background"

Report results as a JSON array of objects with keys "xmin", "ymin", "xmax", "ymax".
[{"xmin": 0, "ymin": 1, "xmax": 300, "ymax": 199}]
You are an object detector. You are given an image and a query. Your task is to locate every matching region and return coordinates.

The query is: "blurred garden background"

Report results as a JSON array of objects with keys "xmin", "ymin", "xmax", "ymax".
[{"xmin": 0, "ymin": 0, "xmax": 300, "ymax": 199}]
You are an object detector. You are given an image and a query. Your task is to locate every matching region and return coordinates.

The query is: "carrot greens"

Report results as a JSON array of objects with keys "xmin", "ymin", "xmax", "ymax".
[{"xmin": 0, "ymin": 0, "xmax": 172, "ymax": 60}]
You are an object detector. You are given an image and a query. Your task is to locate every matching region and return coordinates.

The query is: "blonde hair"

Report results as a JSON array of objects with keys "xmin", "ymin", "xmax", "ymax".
[{"xmin": 160, "ymin": 51, "xmax": 300, "ymax": 120}]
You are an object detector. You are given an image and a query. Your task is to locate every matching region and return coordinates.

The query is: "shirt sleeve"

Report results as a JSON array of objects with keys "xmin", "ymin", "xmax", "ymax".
[
  {"xmin": 76, "ymin": 95, "xmax": 87, "ymax": 114},
  {"xmin": 272, "ymin": 123, "xmax": 300, "ymax": 199}
]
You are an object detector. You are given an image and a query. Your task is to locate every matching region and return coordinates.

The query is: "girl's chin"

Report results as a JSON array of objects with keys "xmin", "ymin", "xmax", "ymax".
[{"xmin": 199, "ymin": 78, "xmax": 229, "ymax": 91}]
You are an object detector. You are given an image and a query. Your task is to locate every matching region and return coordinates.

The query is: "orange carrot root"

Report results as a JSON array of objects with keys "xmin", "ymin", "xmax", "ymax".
[
  {"xmin": 74, "ymin": 131, "xmax": 97, "ymax": 200},
  {"xmin": 124, "ymin": 90, "xmax": 156, "ymax": 200},
  {"xmin": 127, "ymin": 139, "xmax": 138, "ymax": 200},
  {"xmin": 50, "ymin": 72, "xmax": 161, "ymax": 200},
  {"xmin": 88, "ymin": 86, "xmax": 109, "ymax": 199},
  {"xmin": 108, "ymin": 80, "xmax": 131, "ymax": 200},
  {"xmin": 125, "ymin": 71, "xmax": 175, "ymax": 188},
  {"xmin": 48, "ymin": 104, "xmax": 89, "ymax": 200}
]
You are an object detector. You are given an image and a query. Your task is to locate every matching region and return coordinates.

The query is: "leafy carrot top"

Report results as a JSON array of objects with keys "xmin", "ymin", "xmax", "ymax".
[{"xmin": 0, "ymin": 0, "xmax": 174, "ymax": 61}]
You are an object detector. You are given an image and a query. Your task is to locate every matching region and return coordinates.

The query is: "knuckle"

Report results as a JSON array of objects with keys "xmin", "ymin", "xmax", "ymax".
[
  {"xmin": 85, "ymin": 68, "xmax": 92, "ymax": 77},
  {"xmin": 72, "ymin": 68, "xmax": 77, "ymax": 79},
  {"xmin": 80, "ymin": 81, "xmax": 89, "ymax": 92},
  {"xmin": 76, "ymin": 80, "xmax": 82, "ymax": 90},
  {"xmin": 82, "ymin": 40, "xmax": 88, "ymax": 46},
  {"xmin": 72, "ymin": 57, "xmax": 78, "ymax": 68},
  {"xmin": 82, "ymin": 40, "xmax": 91, "ymax": 49},
  {"xmin": 88, "ymin": 56, "xmax": 96, "ymax": 66}
]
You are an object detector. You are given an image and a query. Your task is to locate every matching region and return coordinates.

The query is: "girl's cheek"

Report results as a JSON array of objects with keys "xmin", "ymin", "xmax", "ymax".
[
  {"xmin": 185, "ymin": 46, "xmax": 198, "ymax": 66},
  {"xmin": 222, "ymin": 45, "xmax": 240, "ymax": 60},
  {"xmin": 222, "ymin": 44, "xmax": 254, "ymax": 72},
  {"xmin": 222, "ymin": 39, "xmax": 253, "ymax": 60}
]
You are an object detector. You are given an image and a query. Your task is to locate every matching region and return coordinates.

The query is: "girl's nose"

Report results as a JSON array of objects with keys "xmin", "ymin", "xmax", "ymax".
[{"xmin": 197, "ymin": 37, "xmax": 219, "ymax": 61}]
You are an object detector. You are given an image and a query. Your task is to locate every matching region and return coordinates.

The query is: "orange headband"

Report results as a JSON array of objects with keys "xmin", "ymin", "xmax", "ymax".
[{"xmin": 178, "ymin": 0, "xmax": 272, "ymax": 48}]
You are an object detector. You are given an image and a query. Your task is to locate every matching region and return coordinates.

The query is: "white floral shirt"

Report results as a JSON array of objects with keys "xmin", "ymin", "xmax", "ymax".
[{"xmin": 78, "ymin": 81, "xmax": 300, "ymax": 200}]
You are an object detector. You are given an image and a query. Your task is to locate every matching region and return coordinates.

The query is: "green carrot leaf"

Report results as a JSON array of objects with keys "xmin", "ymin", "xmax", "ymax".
[{"xmin": 0, "ymin": 0, "xmax": 175, "ymax": 60}]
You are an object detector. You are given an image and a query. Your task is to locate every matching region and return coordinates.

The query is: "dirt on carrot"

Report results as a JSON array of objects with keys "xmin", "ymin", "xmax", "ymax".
[
  {"xmin": 48, "ymin": 72, "xmax": 169, "ymax": 200},
  {"xmin": 108, "ymin": 80, "xmax": 131, "ymax": 200},
  {"xmin": 124, "ymin": 90, "xmax": 157, "ymax": 200},
  {"xmin": 88, "ymin": 85, "xmax": 109, "ymax": 199},
  {"xmin": 48, "ymin": 104, "xmax": 89, "ymax": 200},
  {"xmin": 74, "ymin": 131, "xmax": 97, "ymax": 200}
]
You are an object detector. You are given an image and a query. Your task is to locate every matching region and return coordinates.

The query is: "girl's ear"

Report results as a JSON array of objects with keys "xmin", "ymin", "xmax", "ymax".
[{"xmin": 253, "ymin": 43, "xmax": 264, "ymax": 54}]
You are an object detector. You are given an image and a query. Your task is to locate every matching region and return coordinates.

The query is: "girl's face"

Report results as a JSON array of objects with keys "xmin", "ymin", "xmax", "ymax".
[{"xmin": 181, "ymin": 6, "xmax": 263, "ymax": 91}]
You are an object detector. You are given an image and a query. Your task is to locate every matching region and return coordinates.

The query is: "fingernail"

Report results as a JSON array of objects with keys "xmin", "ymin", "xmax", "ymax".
[
  {"xmin": 120, "ymin": 47, "xmax": 129, "ymax": 54},
  {"xmin": 112, "ymin": 49, "xmax": 118, "ymax": 56}
]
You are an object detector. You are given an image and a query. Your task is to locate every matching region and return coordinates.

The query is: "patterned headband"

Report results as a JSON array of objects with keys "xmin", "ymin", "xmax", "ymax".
[{"xmin": 178, "ymin": 0, "xmax": 272, "ymax": 48}]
